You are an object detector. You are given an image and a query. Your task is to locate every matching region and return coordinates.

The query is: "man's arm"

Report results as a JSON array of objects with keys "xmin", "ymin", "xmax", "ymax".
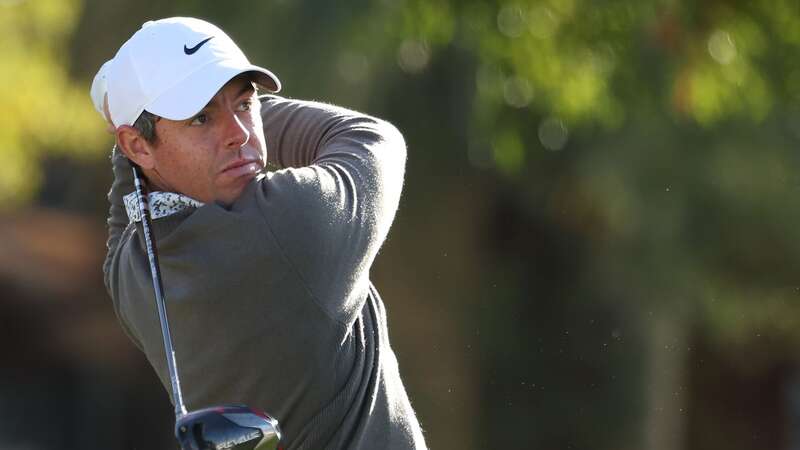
[
  {"xmin": 257, "ymin": 96, "xmax": 407, "ymax": 324},
  {"xmin": 103, "ymin": 145, "xmax": 134, "ymax": 294},
  {"xmin": 102, "ymin": 145, "xmax": 150, "ymax": 350}
]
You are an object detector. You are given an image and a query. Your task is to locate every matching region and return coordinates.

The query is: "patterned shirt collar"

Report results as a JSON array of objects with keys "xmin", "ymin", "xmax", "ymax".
[{"xmin": 123, "ymin": 191, "xmax": 204, "ymax": 223}]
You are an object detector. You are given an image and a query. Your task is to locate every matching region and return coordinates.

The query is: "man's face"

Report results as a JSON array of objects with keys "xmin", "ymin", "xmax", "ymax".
[{"xmin": 145, "ymin": 74, "xmax": 266, "ymax": 205}]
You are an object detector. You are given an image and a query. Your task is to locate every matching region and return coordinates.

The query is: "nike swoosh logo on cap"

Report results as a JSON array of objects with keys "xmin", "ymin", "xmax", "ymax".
[{"xmin": 184, "ymin": 36, "xmax": 214, "ymax": 55}]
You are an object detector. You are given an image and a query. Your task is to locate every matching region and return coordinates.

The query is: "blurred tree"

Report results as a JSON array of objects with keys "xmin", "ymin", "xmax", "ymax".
[
  {"xmin": 0, "ymin": 0, "xmax": 104, "ymax": 207},
  {"xmin": 46, "ymin": 0, "xmax": 800, "ymax": 448}
]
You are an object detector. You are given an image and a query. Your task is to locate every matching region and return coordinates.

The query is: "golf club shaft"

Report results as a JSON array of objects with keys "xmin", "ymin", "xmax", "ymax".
[{"xmin": 132, "ymin": 165, "xmax": 188, "ymax": 419}]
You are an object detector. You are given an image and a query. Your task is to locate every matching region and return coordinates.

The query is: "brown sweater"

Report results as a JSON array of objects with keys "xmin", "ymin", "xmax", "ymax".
[{"xmin": 103, "ymin": 96, "xmax": 427, "ymax": 450}]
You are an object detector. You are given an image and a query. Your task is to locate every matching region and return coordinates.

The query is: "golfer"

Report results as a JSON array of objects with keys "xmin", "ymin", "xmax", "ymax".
[{"xmin": 95, "ymin": 17, "xmax": 426, "ymax": 449}]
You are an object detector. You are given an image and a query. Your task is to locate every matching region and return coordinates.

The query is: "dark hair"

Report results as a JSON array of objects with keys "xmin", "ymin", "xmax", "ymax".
[{"xmin": 133, "ymin": 110, "xmax": 160, "ymax": 144}]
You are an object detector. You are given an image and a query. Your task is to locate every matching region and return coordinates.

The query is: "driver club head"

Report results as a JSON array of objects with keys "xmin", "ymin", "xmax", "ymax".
[{"xmin": 175, "ymin": 404, "xmax": 281, "ymax": 450}]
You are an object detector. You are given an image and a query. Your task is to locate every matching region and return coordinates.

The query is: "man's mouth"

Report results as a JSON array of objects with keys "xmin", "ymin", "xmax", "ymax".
[{"xmin": 221, "ymin": 159, "xmax": 263, "ymax": 178}]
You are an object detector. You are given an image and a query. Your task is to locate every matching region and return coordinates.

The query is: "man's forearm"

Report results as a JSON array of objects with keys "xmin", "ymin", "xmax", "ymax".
[
  {"xmin": 260, "ymin": 96, "xmax": 405, "ymax": 171},
  {"xmin": 103, "ymin": 146, "xmax": 134, "ymax": 293}
]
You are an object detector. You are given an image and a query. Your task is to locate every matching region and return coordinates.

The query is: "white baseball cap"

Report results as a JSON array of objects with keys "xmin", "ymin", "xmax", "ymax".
[
  {"xmin": 90, "ymin": 60, "xmax": 112, "ymax": 117},
  {"xmin": 101, "ymin": 17, "xmax": 280, "ymax": 127}
]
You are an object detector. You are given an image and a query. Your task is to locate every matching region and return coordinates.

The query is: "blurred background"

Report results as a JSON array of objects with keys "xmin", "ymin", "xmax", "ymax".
[{"xmin": 2, "ymin": 0, "xmax": 800, "ymax": 448}]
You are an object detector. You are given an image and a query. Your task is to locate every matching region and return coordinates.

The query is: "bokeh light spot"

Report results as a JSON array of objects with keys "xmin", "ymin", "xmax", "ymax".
[
  {"xmin": 503, "ymin": 76, "xmax": 533, "ymax": 108},
  {"xmin": 528, "ymin": 6, "xmax": 558, "ymax": 39},
  {"xmin": 708, "ymin": 30, "xmax": 737, "ymax": 65},
  {"xmin": 497, "ymin": 5, "xmax": 526, "ymax": 38},
  {"xmin": 538, "ymin": 117, "xmax": 569, "ymax": 151},
  {"xmin": 397, "ymin": 39, "xmax": 431, "ymax": 74}
]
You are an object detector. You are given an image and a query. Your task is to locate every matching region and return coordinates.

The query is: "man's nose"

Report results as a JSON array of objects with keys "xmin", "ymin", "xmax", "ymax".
[{"xmin": 223, "ymin": 112, "xmax": 250, "ymax": 149}]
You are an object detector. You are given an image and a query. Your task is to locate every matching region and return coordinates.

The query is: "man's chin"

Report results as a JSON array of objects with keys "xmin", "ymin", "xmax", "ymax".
[{"xmin": 215, "ymin": 177, "xmax": 256, "ymax": 206}]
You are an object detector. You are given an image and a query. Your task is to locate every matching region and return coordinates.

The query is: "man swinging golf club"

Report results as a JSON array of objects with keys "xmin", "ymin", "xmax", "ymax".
[{"xmin": 95, "ymin": 17, "xmax": 427, "ymax": 449}]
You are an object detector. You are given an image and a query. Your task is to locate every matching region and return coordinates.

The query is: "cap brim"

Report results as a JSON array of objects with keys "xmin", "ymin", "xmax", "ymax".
[{"xmin": 145, "ymin": 59, "xmax": 280, "ymax": 121}]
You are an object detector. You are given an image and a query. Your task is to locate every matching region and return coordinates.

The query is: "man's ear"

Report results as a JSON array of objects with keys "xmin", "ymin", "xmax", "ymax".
[{"xmin": 116, "ymin": 125, "xmax": 156, "ymax": 169}]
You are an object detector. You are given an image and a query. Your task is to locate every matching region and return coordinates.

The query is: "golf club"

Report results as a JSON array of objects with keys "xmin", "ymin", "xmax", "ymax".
[{"xmin": 132, "ymin": 165, "xmax": 282, "ymax": 450}]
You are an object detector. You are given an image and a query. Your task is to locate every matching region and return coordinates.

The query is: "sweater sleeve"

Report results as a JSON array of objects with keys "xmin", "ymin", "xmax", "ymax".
[
  {"xmin": 257, "ymin": 96, "xmax": 406, "ymax": 324},
  {"xmin": 103, "ymin": 145, "xmax": 134, "ymax": 295},
  {"xmin": 102, "ymin": 145, "xmax": 148, "ymax": 351}
]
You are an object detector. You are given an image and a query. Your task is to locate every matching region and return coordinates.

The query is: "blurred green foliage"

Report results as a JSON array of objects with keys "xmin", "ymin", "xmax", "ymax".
[
  {"xmin": 6, "ymin": 0, "xmax": 800, "ymax": 448},
  {"xmin": 0, "ymin": 0, "xmax": 104, "ymax": 207},
  {"xmin": 146, "ymin": 0, "xmax": 800, "ymax": 353}
]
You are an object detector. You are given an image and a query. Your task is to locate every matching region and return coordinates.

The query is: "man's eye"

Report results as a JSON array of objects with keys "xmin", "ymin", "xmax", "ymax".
[
  {"xmin": 238, "ymin": 99, "xmax": 253, "ymax": 112},
  {"xmin": 190, "ymin": 113, "xmax": 208, "ymax": 125}
]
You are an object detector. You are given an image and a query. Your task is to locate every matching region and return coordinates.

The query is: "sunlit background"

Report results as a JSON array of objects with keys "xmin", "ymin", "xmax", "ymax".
[{"xmin": 3, "ymin": 0, "xmax": 800, "ymax": 448}]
